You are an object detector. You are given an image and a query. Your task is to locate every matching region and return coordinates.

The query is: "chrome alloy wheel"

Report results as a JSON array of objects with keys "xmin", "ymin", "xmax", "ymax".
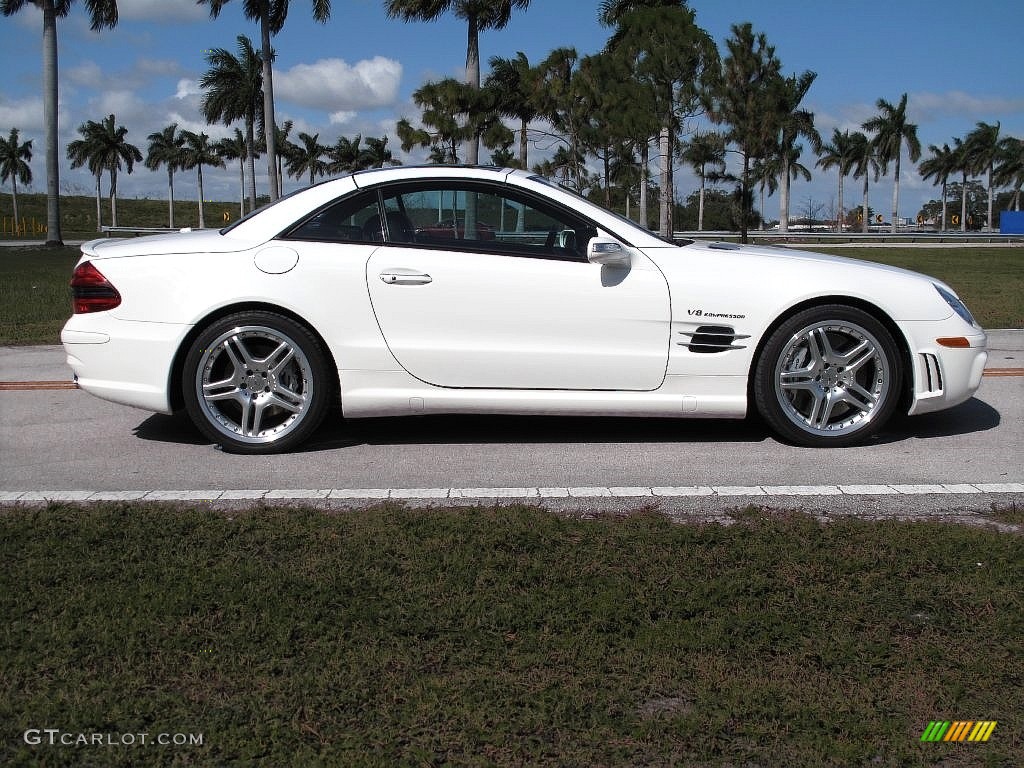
[
  {"xmin": 194, "ymin": 325, "xmax": 314, "ymax": 445},
  {"xmin": 773, "ymin": 320, "xmax": 891, "ymax": 437}
]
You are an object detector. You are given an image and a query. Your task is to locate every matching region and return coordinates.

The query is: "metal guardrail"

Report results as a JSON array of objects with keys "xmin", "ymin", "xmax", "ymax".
[
  {"xmin": 101, "ymin": 226, "xmax": 182, "ymax": 237},
  {"xmin": 674, "ymin": 230, "xmax": 1024, "ymax": 245}
]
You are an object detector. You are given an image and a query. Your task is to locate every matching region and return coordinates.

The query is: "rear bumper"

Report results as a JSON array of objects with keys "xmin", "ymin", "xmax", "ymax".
[{"xmin": 61, "ymin": 313, "xmax": 190, "ymax": 415}]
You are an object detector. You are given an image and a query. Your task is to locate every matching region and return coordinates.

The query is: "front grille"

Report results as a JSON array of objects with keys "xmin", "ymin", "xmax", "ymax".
[{"xmin": 678, "ymin": 325, "xmax": 750, "ymax": 353}]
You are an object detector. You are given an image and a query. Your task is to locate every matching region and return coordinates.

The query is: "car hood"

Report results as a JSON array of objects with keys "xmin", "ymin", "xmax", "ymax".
[{"xmin": 81, "ymin": 229, "xmax": 253, "ymax": 259}]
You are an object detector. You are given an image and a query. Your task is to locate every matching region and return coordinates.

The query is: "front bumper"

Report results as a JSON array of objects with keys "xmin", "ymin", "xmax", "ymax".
[
  {"xmin": 899, "ymin": 319, "xmax": 987, "ymax": 416},
  {"xmin": 62, "ymin": 313, "xmax": 190, "ymax": 415}
]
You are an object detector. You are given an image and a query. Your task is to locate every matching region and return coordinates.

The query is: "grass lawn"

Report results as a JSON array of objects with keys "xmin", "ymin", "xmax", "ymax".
[
  {"xmin": 0, "ymin": 244, "xmax": 1021, "ymax": 346},
  {"xmin": 1, "ymin": 504, "xmax": 1020, "ymax": 766}
]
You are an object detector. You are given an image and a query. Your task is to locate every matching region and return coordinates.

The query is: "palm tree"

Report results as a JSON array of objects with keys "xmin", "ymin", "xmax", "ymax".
[
  {"xmin": 0, "ymin": 128, "xmax": 32, "ymax": 235},
  {"xmin": 706, "ymin": 22, "xmax": 783, "ymax": 243},
  {"xmin": 200, "ymin": 34, "xmax": 263, "ymax": 213},
  {"xmin": 385, "ymin": 0, "xmax": 531, "ymax": 165},
  {"xmin": 774, "ymin": 71, "xmax": 820, "ymax": 232},
  {"xmin": 849, "ymin": 130, "xmax": 879, "ymax": 233},
  {"xmin": 67, "ymin": 126, "xmax": 105, "ymax": 231},
  {"xmin": 285, "ymin": 132, "xmax": 328, "ymax": 186},
  {"xmin": 180, "ymin": 130, "xmax": 225, "ymax": 229},
  {"xmin": 66, "ymin": 115, "xmax": 142, "ymax": 229},
  {"xmin": 328, "ymin": 134, "xmax": 366, "ymax": 175},
  {"xmin": 861, "ymin": 93, "xmax": 921, "ymax": 233},
  {"xmin": 485, "ymin": 52, "xmax": 538, "ymax": 169},
  {"xmin": 995, "ymin": 136, "xmax": 1024, "ymax": 211},
  {"xmin": 816, "ymin": 128, "xmax": 857, "ymax": 232},
  {"xmin": 918, "ymin": 142, "xmax": 957, "ymax": 231},
  {"xmin": 145, "ymin": 123, "xmax": 186, "ymax": 228},
  {"xmin": 1, "ymin": 0, "xmax": 119, "ymax": 245},
  {"xmin": 750, "ymin": 154, "xmax": 779, "ymax": 230},
  {"xmin": 952, "ymin": 137, "xmax": 971, "ymax": 232},
  {"xmin": 217, "ymin": 129, "xmax": 250, "ymax": 219},
  {"xmin": 679, "ymin": 131, "xmax": 725, "ymax": 231},
  {"xmin": 362, "ymin": 136, "xmax": 398, "ymax": 168},
  {"xmin": 963, "ymin": 121, "xmax": 1001, "ymax": 231},
  {"xmin": 199, "ymin": 0, "xmax": 331, "ymax": 201}
]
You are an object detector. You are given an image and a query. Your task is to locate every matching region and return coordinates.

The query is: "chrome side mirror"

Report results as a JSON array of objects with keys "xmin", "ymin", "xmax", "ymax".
[{"xmin": 587, "ymin": 237, "xmax": 631, "ymax": 268}]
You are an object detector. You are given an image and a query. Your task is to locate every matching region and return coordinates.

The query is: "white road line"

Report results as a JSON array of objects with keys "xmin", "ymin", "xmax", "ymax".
[{"xmin": 1, "ymin": 483, "xmax": 1022, "ymax": 503}]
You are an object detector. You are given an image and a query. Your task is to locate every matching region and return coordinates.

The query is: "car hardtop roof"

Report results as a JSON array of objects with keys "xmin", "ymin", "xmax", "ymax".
[{"xmin": 349, "ymin": 165, "xmax": 528, "ymax": 187}]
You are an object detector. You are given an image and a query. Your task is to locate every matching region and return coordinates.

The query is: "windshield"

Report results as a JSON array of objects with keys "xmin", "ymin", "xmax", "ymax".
[{"xmin": 525, "ymin": 174, "xmax": 685, "ymax": 246}]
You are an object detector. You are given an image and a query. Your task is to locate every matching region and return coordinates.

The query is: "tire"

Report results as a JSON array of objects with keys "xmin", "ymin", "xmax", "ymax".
[
  {"xmin": 753, "ymin": 305, "xmax": 902, "ymax": 447},
  {"xmin": 182, "ymin": 311, "xmax": 332, "ymax": 454}
]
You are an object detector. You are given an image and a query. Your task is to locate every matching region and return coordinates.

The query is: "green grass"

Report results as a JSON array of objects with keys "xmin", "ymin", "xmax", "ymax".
[
  {"xmin": 0, "ymin": 244, "xmax": 1020, "ymax": 346},
  {"xmin": 0, "ymin": 192, "xmax": 242, "ymax": 241},
  {"xmin": 0, "ymin": 246, "xmax": 79, "ymax": 345},
  {"xmin": 813, "ymin": 247, "xmax": 1024, "ymax": 329},
  {"xmin": 1, "ymin": 504, "xmax": 1021, "ymax": 767}
]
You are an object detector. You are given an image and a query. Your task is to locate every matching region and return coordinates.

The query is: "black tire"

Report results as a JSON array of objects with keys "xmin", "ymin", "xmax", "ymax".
[
  {"xmin": 182, "ymin": 311, "xmax": 332, "ymax": 454},
  {"xmin": 753, "ymin": 305, "xmax": 902, "ymax": 447}
]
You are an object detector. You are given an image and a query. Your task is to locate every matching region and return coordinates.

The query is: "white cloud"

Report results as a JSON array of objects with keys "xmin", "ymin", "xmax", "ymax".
[
  {"xmin": 275, "ymin": 56, "xmax": 402, "ymax": 112},
  {"xmin": 329, "ymin": 111, "xmax": 357, "ymax": 126},
  {"xmin": 0, "ymin": 97, "xmax": 46, "ymax": 133},
  {"xmin": 175, "ymin": 78, "xmax": 202, "ymax": 100},
  {"xmin": 910, "ymin": 91, "xmax": 1024, "ymax": 122},
  {"xmin": 117, "ymin": 0, "xmax": 208, "ymax": 23},
  {"xmin": 68, "ymin": 61, "xmax": 104, "ymax": 88}
]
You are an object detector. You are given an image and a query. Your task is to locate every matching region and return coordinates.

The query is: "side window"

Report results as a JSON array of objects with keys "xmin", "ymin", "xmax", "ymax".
[
  {"xmin": 285, "ymin": 191, "xmax": 381, "ymax": 243},
  {"xmin": 382, "ymin": 184, "xmax": 596, "ymax": 261}
]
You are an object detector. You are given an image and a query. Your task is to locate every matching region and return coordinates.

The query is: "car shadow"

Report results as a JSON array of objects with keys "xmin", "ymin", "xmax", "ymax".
[{"xmin": 130, "ymin": 396, "xmax": 1000, "ymax": 451}]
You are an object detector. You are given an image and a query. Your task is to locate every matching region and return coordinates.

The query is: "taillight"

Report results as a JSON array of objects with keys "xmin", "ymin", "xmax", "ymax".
[{"xmin": 71, "ymin": 261, "xmax": 121, "ymax": 314}]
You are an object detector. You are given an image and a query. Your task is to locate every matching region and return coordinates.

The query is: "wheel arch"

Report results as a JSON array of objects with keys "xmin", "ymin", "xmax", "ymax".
[
  {"xmin": 168, "ymin": 302, "xmax": 340, "ymax": 413},
  {"xmin": 746, "ymin": 295, "xmax": 915, "ymax": 416}
]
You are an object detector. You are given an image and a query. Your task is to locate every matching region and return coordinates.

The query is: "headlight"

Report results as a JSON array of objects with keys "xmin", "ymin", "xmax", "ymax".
[{"xmin": 934, "ymin": 284, "xmax": 978, "ymax": 328}]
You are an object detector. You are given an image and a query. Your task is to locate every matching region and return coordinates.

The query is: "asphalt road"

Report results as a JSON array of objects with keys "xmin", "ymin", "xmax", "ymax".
[{"xmin": 1, "ymin": 336, "xmax": 1022, "ymax": 514}]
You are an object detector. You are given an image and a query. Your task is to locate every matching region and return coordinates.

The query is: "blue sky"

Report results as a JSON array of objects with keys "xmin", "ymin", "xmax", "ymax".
[{"xmin": 2, "ymin": 0, "xmax": 1022, "ymax": 221}]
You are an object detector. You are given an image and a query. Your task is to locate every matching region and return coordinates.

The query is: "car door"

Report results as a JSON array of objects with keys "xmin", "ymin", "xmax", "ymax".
[{"xmin": 365, "ymin": 181, "xmax": 671, "ymax": 391}]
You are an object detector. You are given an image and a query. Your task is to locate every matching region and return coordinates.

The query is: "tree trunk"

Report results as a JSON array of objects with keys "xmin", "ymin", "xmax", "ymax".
[
  {"xmin": 862, "ymin": 174, "xmax": 869, "ymax": 234},
  {"xmin": 10, "ymin": 178, "xmax": 19, "ymax": 234},
  {"xmin": 891, "ymin": 153, "xmax": 901, "ymax": 233},
  {"xmin": 260, "ymin": 14, "xmax": 279, "ymax": 200},
  {"xmin": 697, "ymin": 173, "xmax": 705, "ymax": 232},
  {"xmin": 639, "ymin": 142, "xmax": 649, "ymax": 230},
  {"xmin": 658, "ymin": 125, "xmax": 672, "ymax": 239},
  {"xmin": 41, "ymin": 0, "xmax": 63, "ymax": 245},
  {"xmin": 986, "ymin": 166, "xmax": 993, "ymax": 232},
  {"xmin": 246, "ymin": 116, "xmax": 257, "ymax": 212},
  {"xmin": 940, "ymin": 181, "xmax": 946, "ymax": 232},
  {"xmin": 836, "ymin": 176, "xmax": 844, "ymax": 233},
  {"xmin": 780, "ymin": 155, "xmax": 790, "ymax": 233},
  {"xmin": 167, "ymin": 167, "xmax": 175, "ymax": 228},
  {"xmin": 960, "ymin": 172, "xmax": 967, "ymax": 232},
  {"xmin": 109, "ymin": 167, "xmax": 118, "ymax": 228},
  {"xmin": 464, "ymin": 14, "xmax": 480, "ymax": 165},
  {"xmin": 197, "ymin": 165, "xmax": 206, "ymax": 229},
  {"xmin": 518, "ymin": 120, "xmax": 528, "ymax": 169},
  {"xmin": 94, "ymin": 173, "xmax": 102, "ymax": 232},
  {"xmin": 238, "ymin": 158, "xmax": 245, "ymax": 219},
  {"xmin": 740, "ymin": 153, "xmax": 750, "ymax": 244}
]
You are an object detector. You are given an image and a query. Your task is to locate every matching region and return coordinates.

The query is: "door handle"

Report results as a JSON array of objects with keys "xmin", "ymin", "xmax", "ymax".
[{"xmin": 379, "ymin": 269, "xmax": 432, "ymax": 285}]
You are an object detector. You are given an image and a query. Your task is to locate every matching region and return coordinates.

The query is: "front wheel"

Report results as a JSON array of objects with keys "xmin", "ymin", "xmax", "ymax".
[
  {"xmin": 182, "ymin": 311, "xmax": 331, "ymax": 454},
  {"xmin": 753, "ymin": 305, "xmax": 903, "ymax": 447}
]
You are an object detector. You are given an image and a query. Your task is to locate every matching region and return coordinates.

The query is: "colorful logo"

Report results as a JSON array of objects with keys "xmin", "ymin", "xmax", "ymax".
[{"xmin": 920, "ymin": 721, "xmax": 997, "ymax": 742}]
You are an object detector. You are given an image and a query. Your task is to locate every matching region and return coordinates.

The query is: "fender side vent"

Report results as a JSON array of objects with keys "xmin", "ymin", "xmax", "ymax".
[
  {"xmin": 679, "ymin": 325, "xmax": 750, "ymax": 353},
  {"xmin": 920, "ymin": 353, "xmax": 944, "ymax": 394}
]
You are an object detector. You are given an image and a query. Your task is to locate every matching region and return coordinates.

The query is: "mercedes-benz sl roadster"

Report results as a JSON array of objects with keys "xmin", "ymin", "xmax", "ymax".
[{"xmin": 62, "ymin": 166, "xmax": 987, "ymax": 454}]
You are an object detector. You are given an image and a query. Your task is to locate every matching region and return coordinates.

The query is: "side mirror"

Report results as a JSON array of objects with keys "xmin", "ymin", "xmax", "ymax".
[{"xmin": 587, "ymin": 237, "xmax": 631, "ymax": 268}]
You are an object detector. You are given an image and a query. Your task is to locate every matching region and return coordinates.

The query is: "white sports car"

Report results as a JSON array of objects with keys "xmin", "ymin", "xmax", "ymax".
[{"xmin": 62, "ymin": 166, "xmax": 987, "ymax": 454}]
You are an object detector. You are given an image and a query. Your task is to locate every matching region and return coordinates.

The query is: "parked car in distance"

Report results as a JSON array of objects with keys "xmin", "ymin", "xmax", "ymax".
[{"xmin": 63, "ymin": 166, "xmax": 987, "ymax": 454}]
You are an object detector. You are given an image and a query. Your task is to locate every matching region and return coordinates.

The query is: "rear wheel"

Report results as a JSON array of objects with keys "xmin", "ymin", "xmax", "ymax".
[
  {"xmin": 182, "ymin": 311, "xmax": 331, "ymax": 454},
  {"xmin": 754, "ymin": 305, "xmax": 902, "ymax": 447}
]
